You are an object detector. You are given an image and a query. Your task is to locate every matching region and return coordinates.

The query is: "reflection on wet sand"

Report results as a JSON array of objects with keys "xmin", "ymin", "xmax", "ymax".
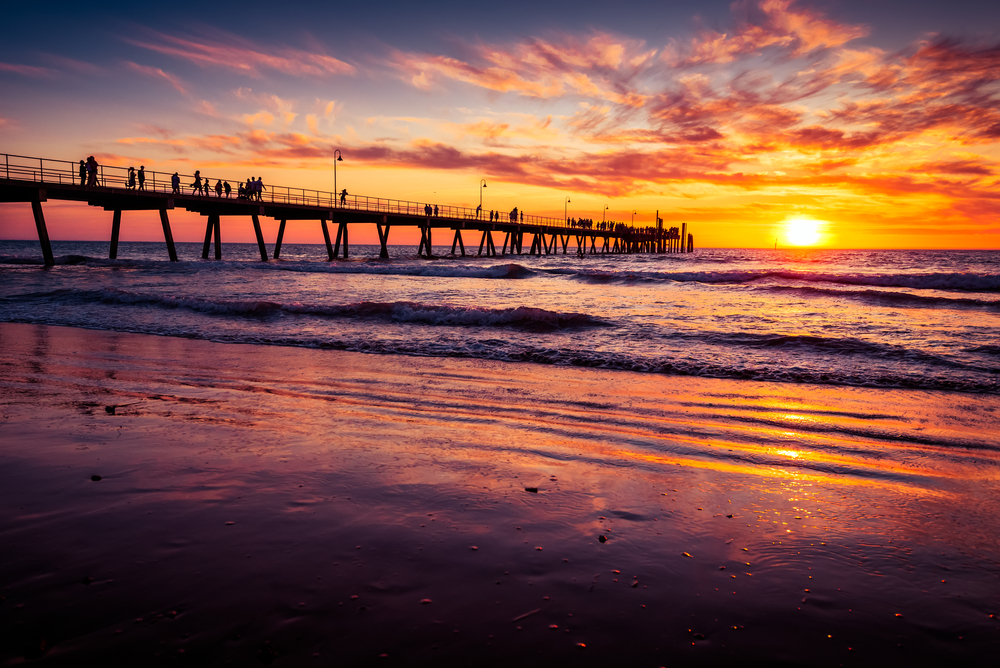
[{"xmin": 1, "ymin": 323, "xmax": 998, "ymax": 665}]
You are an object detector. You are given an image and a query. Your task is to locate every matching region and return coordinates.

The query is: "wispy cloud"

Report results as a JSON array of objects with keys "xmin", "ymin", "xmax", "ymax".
[
  {"xmin": 0, "ymin": 62, "xmax": 55, "ymax": 78},
  {"xmin": 125, "ymin": 31, "xmax": 355, "ymax": 78},
  {"xmin": 125, "ymin": 61, "xmax": 188, "ymax": 94}
]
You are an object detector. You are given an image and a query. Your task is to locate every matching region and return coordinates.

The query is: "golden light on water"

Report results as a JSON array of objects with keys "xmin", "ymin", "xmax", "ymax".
[{"xmin": 784, "ymin": 218, "xmax": 824, "ymax": 246}]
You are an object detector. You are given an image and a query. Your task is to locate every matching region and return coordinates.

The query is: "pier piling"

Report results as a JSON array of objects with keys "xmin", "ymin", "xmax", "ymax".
[
  {"xmin": 251, "ymin": 214, "xmax": 268, "ymax": 261},
  {"xmin": 109, "ymin": 209, "xmax": 122, "ymax": 260},
  {"xmin": 31, "ymin": 199, "xmax": 54, "ymax": 266},
  {"xmin": 274, "ymin": 219, "xmax": 287, "ymax": 259},
  {"xmin": 160, "ymin": 209, "xmax": 178, "ymax": 262}
]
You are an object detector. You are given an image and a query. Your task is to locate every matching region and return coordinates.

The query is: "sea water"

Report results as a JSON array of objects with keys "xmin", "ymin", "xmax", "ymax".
[{"xmin": 2, "ymin": 241, "xmax": 997, "ymax": 393}]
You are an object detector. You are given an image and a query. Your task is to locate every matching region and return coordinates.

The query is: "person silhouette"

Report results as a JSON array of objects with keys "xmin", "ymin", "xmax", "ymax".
[
  {"xmin": 215, "ymin": 180, "xmax": 223, "ymax": 197},
  {"xmin": 127, "ymin": 167, "xmax": 136, "ymax": 190},
  {"xmin": 86, "ymin": 156, "xmax": 98, "ymax": 187},
  {"xmin": 476, "ymin": 204, "xmax": 482, "ymax": 219},
  {"xmin": 137, "ymin": 166, "xmax": 146, "ymax": 191},
  {"xmin": 171, "ymin": 172, "xmax": 180, "ymax": 194},
  {"xmin": 192, "ymin": 170, "xmax": 202, "ymax": 195},
  {"xmin": 340, "ymin": 189, "xmax": 348, "ymax": 206},
  {"xmin": 223, "ymin": 181, "xmax": 231, "ymax": 198},
  {"xmin": 434, "ymin": 205, "xmax": 439, "ymax": 217},
  {"xmin": 78, "ymin": 160, "xmax": 86, "ymax": 186},
  {"xmin": 256, "ymin": 177, "xmax": 265, "ymax": 201}
]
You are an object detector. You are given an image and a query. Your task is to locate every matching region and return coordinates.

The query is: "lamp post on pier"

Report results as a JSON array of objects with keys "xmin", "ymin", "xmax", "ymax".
[
  {"xmin": 480, "ymin": 179, "xmax": 487, "ymax": 218},
  {"xmin": 333, "ymin": 149, "xmax": 343, "ymax": 206},
  {"xmin": 603, "ymin": 204, "xmax": 609, "ymax": 223},
  {"xmin": 631, "ymin": 210, "xmax": 637, "ymax": 224},
  {"xmin": 564, "ymin": 196, "xmax": 571, "ymax": 224}
]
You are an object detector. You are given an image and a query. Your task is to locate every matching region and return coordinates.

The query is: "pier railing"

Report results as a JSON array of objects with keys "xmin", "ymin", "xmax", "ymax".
[{"xmin": 2, "ymin": 152, "xmax": 657, "ymax": 233}]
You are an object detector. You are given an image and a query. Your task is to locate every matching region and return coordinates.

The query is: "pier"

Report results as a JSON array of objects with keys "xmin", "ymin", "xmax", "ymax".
[{"xmin": 0, "ymin": 152, "xmax": 694, "ymax": 265}]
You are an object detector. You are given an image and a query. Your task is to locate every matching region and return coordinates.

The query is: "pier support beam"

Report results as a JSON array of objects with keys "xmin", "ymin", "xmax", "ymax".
[
  {"xmin": 251, "ymin": 214, "xmax": 268, "ymax": 261},
  {"xmin": 202, "ymin": 217, "xmax": 213, "ymax": 259},
  {"xmin": 450, "ymin": 228, "xmax": 465, "ymax": 256},
  {"xmin": 501, "ymin": 231, "xmax": 510, "ymax": 255},
  {"xmin": 109, "ymin": 209, "xmax": 122, "ymax": 260},
  {"xmin": 333, "ymin": 222, "xmax": 348, "ymax": 259},
  {"xmin": 31, "ymin": 200, "xmax": 54, "ymax": 266},
  {"xmin": 419, "ymin": 224, "xmax": 434, "ymax": 257},
  {"xmin": 274, "ymin": 219, "xmax": 287, "ymax": 259},
  {"xmin": 250, "ymin": 213, "xmax": 267, "ymax": 262},
  {"xmin": 212, "ymin": 214, "xmax": 221, "ymax": 260},
  {"xmin": 377, "ymin": 218, "xmax": 391, "ymax": 259},
  {"xmin": 321, "ymin": 220, "xmax": 334, "ymax": 260},
  {"xmin": 160, "ymin": 208, "xmax": 178, "ymax": 262}
]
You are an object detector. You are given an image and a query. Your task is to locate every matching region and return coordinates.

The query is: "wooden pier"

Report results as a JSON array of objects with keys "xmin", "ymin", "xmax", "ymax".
[{"xmin": 1, "ymin": 152, "xmax": 694, "ymax": 265}]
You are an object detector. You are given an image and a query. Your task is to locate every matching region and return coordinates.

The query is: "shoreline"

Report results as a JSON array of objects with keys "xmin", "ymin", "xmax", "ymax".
[{"xmin": 2, "ymin": 322, "xmax": 999, "ymax": 665}]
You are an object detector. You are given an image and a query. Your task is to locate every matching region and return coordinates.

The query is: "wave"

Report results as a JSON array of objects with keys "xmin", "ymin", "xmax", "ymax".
[
  {"xmin": 753, "ymin": 285, "xmax": 1000, "ymax": 310},
  {"xmin": 559, "ymin": 268, "xmax": 1000, "ymax": 292},
  {"xmin": 0, "ymin": 288, "xmax": 606, "ymax": 331}
]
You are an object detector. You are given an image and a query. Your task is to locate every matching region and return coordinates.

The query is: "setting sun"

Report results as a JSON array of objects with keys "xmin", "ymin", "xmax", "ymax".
[{"xmin": 784, "ymin": 218, "xmax": 823, "ymax": 246}]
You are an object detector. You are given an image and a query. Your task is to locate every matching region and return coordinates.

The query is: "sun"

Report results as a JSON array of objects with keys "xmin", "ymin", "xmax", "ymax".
[{"xmin": 783, "ymin": 218, "xmax": 823, "ymax": 246}]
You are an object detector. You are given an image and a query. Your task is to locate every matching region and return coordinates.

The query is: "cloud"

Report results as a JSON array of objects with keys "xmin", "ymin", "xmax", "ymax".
[
  {"xmin": 125, "ymin": 61, "xmax": 187, "ymax": 94},
  {"xmin": 0, "ymin": 62, "xmax": 55, "ymax": 78},
  {"xmin": 125, "ymin": 31, "xmax": 355, "ymax": 78},
  {"xmin": 389, "ymin": 31, "xmax": 655, "ymax": 106},
  {"xmin": 664, "ymin": 0, "xmax": 869, "ymax": 67}
]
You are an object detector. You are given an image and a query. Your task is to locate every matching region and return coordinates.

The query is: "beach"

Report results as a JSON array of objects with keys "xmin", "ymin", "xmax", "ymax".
[{"xmin": 2, "ymin": 321, "xmax": 999, "ymax": 666}]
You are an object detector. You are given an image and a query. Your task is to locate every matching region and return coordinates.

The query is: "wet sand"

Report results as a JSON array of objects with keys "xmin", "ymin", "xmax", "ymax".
[{"xmin": 1, "ymin": 322, "xmax": 998, "ymax": 666}]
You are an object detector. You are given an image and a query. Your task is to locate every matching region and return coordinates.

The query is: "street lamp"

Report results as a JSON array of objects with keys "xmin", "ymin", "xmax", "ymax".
[
  {"xmin": 631, "ymin": 210, "xmax": 637, "ymax": 224},
  {"xmin": 564, "ymin": 196, "xmax": 571, "ymax": 224},
  {"xmin": 334, "ymin": 149, "xmax": 343, "ymax": 206},
  {"xmin": 480, "ymin": 179, "xmax": 487, "ymax": 218},
  {"xmin": 603, "ymin": 204, "xmax": 609, "ymax": 223}
]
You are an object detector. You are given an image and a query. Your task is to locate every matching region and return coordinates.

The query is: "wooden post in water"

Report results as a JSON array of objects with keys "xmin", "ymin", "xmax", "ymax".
[
  {"xmin": 274, "ymin": 219, "xmax": 287, "ymax": 259},
  {"xmin": 202, "ymin": 218, "xmax": 213, "ymax": 259},
  {"xmin": 160, "ymin": 208, "xmax": 179, "ymax": 262},
  {"xmin": 681, "ymin": 223, "xmax": 687, "ymax": 253},
  {"xmin": 212, "ymin": 213, "xmax": 221, "ymax": 260},
  {"xmin": 251, "ymin": 214, "xmax": 268, "ymax": 261},
  {"xmin": 378, "ymin": 217, "xmax": 391, "ymax": 259},
  {"xmin": 31, "ymin": 199, "xmax": 54, "ymax": 266},
  {"xmin": 321, "ymin": 220, "xmax": 334, "ymax": 260},
  {"xmin": 688, "ymin": 233, "xmax": 694, "ymax": 252},
  {"xmin": 109, "ymin": 209, "xmax": 122, "ymax": 259},
  {"xmin": 343, "ymin": 222, "xmax": 350, "ymax": 259}
]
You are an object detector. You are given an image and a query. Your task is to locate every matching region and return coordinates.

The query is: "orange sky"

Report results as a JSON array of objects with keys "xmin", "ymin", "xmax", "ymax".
[{"xmin": 2, "ymin": 0, "xmax": 999, "ymax": 248}]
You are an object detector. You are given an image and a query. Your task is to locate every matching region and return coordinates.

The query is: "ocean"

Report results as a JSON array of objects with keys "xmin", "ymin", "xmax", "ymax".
[
  {"xmin": 2, "ymin": 241, "xmax": 999, "ymax": 665},
  {"xmin": 2, "ymin": 242, "xmax": 998, "ymax": 394}
]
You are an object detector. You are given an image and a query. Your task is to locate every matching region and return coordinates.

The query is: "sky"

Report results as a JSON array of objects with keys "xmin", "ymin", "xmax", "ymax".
[{"xmin": 1, "ymin": 0, "xmax": 999, "ymax": 248}]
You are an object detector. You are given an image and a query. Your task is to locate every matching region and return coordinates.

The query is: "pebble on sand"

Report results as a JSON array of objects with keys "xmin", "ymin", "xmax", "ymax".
[{"xmin": 90, "ymin": 475, "xmax": 102, "ymax": 482}]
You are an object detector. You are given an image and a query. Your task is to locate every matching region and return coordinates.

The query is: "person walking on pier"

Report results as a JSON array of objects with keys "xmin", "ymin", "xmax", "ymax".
[
  {"xmin": 85, "ymin": 156, "xmax": 99, "ymax": 187},
  {"xmin": 434, "ymin": 205, "xmax": 439, "ymax": 217},
  {"xmin": 191, "ymin": 170, "xmax": 203, "ymax": 196},
  {"xmin": 78, "ymin": 160, "xmax": 86, "ymax": 186},
  {"xmin": 255, "ymin": 177, "xmax": 265, "ymax": 201},
  {"xmin": 127, "ymin": 167, "xmax": 136, "ymax": 190},
  {"xmin": 476, "ymin": 204, "xmax": 482, "ymax": 219},
  {"xmin": 138, "ymin": 166, "xmax": 146, "ymax": 191},
  {"xmin": 340, "ymin": 189, "xmax": 348, "ymax": 206},
  {"xmin": 215, "ymin": 179, "xmax": 223, "ymax": 197},
  {"xmin": 171, "ymin": 172, "xmax": 180, "ymax": 194}
]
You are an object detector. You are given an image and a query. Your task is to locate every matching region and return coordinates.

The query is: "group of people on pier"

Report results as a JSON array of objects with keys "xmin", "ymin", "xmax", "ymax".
[
  {"xmin": 125, "ymin": 166, "xmax": 146, "ymax": 191},
  {"xmin": 482, "ymin": 208, "xmax": 524, "ymax": 223},
  {"xmin": 566, "ymin": 218, "xmax": 658, "ymax": 236},
  {"xmin": 78, "ymin": 157, "xmax": 102, "ymax": 188}
]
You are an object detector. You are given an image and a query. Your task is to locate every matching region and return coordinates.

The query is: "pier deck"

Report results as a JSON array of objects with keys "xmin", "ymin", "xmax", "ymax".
[{"xmin": 1, "ymin": 152, "xmax": 694, "ymax": 264}]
